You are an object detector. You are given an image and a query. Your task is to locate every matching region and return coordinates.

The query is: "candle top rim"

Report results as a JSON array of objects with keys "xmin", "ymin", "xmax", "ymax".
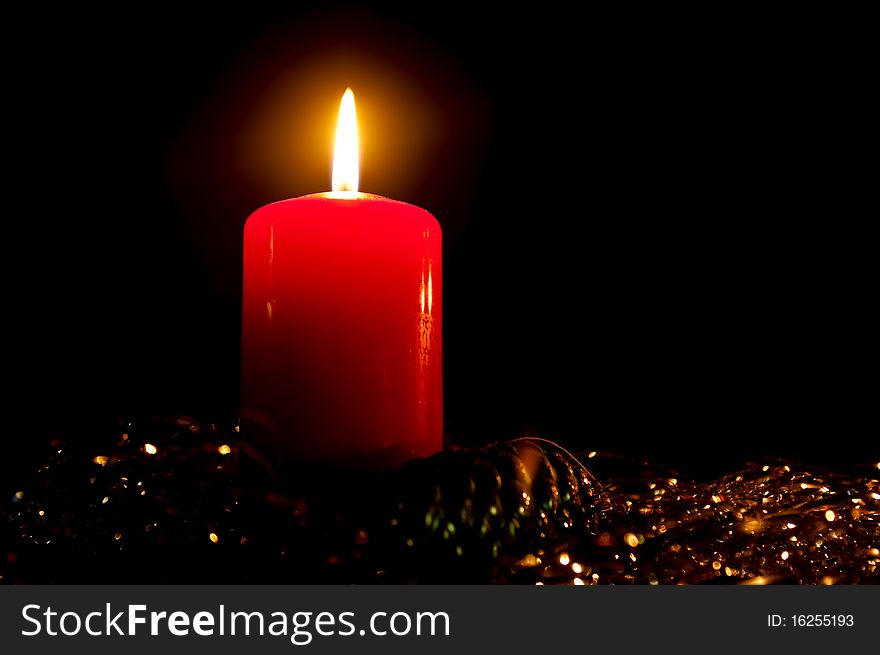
[
  {"xmin": 247, "ymin": 192, "xmax": 440, "ymax": 227},
  {"xmin": 269, "ymin": 192, "xmax": 414, "ymax": 206}
]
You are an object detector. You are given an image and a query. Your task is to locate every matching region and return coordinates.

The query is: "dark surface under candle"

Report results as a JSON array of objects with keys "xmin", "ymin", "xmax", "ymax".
[{"xmin": 1, "ymin": 418, "xmax": 877, "ymax": 585}]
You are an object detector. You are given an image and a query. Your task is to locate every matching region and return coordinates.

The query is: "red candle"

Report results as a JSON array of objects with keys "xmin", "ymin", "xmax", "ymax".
[{"xmin": 241, "ymin": 89, "xmax": 442, "ymax": 470}]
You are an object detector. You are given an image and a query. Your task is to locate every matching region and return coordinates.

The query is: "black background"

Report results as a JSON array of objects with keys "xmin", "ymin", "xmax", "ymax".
[{"xmin": 3, "ymin": 5, "xmax": 875, "ymax": 485}]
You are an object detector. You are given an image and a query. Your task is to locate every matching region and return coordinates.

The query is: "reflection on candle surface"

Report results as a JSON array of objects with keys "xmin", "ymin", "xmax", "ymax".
[{"xmin": 416, "ymin": 248, "xmax": 437, "ymax": 436}]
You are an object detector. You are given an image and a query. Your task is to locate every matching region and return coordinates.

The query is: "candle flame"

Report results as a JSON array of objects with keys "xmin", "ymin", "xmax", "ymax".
[{"xmin": 332, "ymin": 88, "xmax": 359, "ymax": 195}]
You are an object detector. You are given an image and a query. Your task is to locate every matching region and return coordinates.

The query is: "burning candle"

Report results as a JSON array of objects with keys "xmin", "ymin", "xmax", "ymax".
[{"xmin": 241, "ymin": 89, "xmax": 442, "ymax": 470}]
